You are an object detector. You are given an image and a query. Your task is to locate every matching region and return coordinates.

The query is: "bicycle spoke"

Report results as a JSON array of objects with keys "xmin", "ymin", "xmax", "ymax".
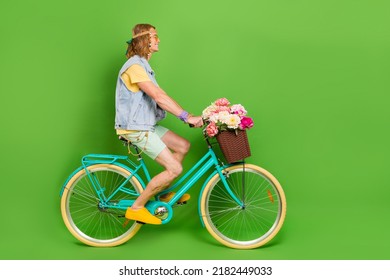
[
  {"xmin": 202, "ymin": 164, "xmax": 286, "ymax": 248},
  {"xmin": 62, "ymin": 164, "xmax": 143, "ymax": 246}
]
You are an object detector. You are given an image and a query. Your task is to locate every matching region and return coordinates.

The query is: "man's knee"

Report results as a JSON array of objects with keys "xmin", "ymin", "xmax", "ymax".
[
  {"xmin": 167, "ymin": 161, "xmax": 183, "ymax": 178},
  {"xmin": 181, "ymin": 140, "xmax": 191, "ymax": 155},
  {"xmin": 171, "ymin": 136, "xmax": 190, "ymax": 155}
]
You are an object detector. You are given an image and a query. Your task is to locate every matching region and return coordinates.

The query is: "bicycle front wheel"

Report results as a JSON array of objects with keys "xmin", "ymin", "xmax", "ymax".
[
  {"xmin": 61, "ymin": 164, "xmax": 143, "ymax": 247},
  {"xmin": 200, "ymin": 164, "xmax": 286, "ymax": 249}
]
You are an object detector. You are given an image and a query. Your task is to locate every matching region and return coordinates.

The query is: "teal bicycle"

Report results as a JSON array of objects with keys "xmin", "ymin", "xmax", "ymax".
[{"xmin": 60, "ymin": 135, "xmax": 286, "ymax": 249}]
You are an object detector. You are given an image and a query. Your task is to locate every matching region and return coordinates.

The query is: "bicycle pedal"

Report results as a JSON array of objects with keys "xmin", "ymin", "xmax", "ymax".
[
  {"xmin": 174, "ymin": 201, "xmax": 187, "ymax": 206},
  {"xmin": 124, "ymin": 219, "xmax": 145, "ymax": 226}
]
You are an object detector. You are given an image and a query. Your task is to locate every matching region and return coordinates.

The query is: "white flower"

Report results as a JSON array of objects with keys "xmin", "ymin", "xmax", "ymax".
[
  {"xmin": 216, "ymin": 111, "xmax": 230, "ymax": 123},
  {"xmin": 202, "ymin": 104, "xmax": 218, "ymax": 119},
  {"xmin": 225, "ymin": 114, "xmax": 241, "ymax": 129}
]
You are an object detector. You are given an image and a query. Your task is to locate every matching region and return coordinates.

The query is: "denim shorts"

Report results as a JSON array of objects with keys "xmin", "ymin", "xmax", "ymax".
[{"xmin": 120, "ymin": 125, "xmax": 169, "ymax": 159}]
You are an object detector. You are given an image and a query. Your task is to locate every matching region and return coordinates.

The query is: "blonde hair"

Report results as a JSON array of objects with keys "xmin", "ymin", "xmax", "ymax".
[{"xmin": 126, "ymin": 24, "xmax": 156, "ymax": 59}]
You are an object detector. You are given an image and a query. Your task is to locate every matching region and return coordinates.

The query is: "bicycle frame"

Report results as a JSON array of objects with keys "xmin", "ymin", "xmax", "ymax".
[
  {"xmin": 60, "ymin": 143, "xmax": 244, "ymax": 225},
  {"xmin": 60, "ymin": 132, "xmax": 287, "ymax": 249}
]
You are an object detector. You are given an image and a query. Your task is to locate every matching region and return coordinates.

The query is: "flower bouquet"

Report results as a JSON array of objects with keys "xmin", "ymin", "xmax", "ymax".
[{"xmin": 202, "ymin": 98, "xmax": 254, "ymax": 163}]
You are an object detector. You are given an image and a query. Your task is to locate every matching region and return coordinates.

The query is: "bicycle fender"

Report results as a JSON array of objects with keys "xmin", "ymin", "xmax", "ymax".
[
  {"xmin": 60, "ymin": 166, "xmax": 84, "ymax": 197},
  {"xmin": 59, "ymin": 162, "xmax": 145, "ymax": 197}
]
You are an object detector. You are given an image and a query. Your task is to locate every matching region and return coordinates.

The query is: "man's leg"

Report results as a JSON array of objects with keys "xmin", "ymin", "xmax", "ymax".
[
  {"xmin": 161, "ymin": 130, "xmax": 190, "ymax": 163},
  {"xmin": 131, "ymin": 147, "xmax": 183, "ymax": 209},
  {"xmin": 125, "ymin": 130, "xmax": 190, "ymax": 224},
  {"xmin": 157, "ymin": 131, "xmax": 191, "ymax": 202}
]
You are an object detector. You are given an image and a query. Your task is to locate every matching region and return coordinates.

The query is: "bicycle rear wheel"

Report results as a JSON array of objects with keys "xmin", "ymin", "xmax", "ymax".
[
  {"xmin": 200, "ymin": 164, "xmax": 286, "ymax": 249},
  {"xmin": 61, "ymin": 164, "xmax": 143, "ymax": 247}
]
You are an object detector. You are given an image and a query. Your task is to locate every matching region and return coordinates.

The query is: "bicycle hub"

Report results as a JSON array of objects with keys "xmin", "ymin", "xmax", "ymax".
[{"xmin": 154, "ymin": 206, "xmax": 169, "ymax": 220}]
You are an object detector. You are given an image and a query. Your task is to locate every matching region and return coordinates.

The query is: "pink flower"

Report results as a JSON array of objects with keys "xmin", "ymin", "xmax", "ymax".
[
  {"xmin": 205, "ymin": 122, "xmax": 219, "ymax": 137},
  {"xmin": 239, "ymin": 116, "xmax": 254, "ymax": 130},
  {"xmin": 231, "ymin": 104, "xmax": 247, "ymax": 116},
  {"xmin": 215, "ymin": 98, "xmax": 230, "ymax": 107},
  {"xmin": 203, "ymin": 98, "xmax": 253, "ymax": 138},
  {"xmin": 216, "ymin": 106, "xmax": 230, "ymax": 113}
]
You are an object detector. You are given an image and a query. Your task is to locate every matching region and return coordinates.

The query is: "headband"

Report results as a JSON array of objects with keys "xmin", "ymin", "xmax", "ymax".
[{"xmin": 126, "ymin": 31, "xmax": 151, "ymax": 44}]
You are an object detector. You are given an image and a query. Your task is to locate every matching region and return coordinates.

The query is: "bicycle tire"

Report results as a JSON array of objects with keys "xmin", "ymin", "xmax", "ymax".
[
  {"xmin": 200, "ymin": 164, "xmax": 286, "ymax": 249},
  {"xmin": 61, "ymin": 164, "xmax": 143, "ymax": 247}
]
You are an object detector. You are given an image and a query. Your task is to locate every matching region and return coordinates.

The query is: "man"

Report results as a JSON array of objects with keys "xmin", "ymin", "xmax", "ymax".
[{"xmin": 115, "ymin": 24, "xmax": 203, "ymax": 224}]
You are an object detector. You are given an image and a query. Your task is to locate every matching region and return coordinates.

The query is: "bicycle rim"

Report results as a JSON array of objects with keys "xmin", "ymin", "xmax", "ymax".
[
  {"xmin": 201, "ymin": 164, "xmax": 286, "ymax": 249},
  {"xmin": 61, "ymin": 164, "xmax": 143, "ymax": 247}
]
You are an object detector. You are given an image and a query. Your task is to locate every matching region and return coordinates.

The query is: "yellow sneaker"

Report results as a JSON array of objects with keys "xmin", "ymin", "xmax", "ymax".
[
  {"xmin": 159, "ymin": 192, "xmax": 191, "ymax": 203},
  {"xmin": 125, "ymin": 207, "xmax": 162, "ymax": 225}
]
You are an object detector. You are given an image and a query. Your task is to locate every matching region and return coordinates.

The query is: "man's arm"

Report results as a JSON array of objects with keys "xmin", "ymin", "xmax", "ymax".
[
  {"xmin": 138, "ymin": 81, "xmax": 203, "ymax": 127},
  {"xmin": 138, "ymin": 81, "xmax": 182, "ymax": 116}
]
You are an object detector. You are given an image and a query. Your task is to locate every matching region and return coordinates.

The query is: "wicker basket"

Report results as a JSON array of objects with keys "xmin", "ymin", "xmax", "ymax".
[{"xmin": 216, "ymin": 130, "xmax": 251, "ymax": 163}]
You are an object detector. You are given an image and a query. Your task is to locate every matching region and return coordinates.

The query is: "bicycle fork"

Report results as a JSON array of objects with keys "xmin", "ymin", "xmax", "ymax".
[{"xmin": 215, "ymin": 164, "xmax": 246, "ymax": 208}]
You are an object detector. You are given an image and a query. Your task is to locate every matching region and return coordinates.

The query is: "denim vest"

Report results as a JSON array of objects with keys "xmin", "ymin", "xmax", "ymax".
[{"xmin": 115, "ymin": 55, "xmax": 166, "ymax": 131}]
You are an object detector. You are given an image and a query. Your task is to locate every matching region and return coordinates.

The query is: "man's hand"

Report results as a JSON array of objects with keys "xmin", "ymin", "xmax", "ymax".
[{"xmin": 187, "ymin": 116, "xmax": 204, "ymax": 128}]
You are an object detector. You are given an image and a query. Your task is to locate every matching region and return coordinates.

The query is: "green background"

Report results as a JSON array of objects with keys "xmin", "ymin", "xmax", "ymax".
[{"xmin": 1, "ymin": 0, "xmax": 389, "ymax": 260}]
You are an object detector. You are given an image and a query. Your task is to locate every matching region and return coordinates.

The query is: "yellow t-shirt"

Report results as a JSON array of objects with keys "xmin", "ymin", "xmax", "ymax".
[
  {"xmin": 121, "ymin": 64, "xmax": 151, "ymax": 92},
  {"xmin": 117, "ymin": 64, "xmax": 151, "ymax": 135}
]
